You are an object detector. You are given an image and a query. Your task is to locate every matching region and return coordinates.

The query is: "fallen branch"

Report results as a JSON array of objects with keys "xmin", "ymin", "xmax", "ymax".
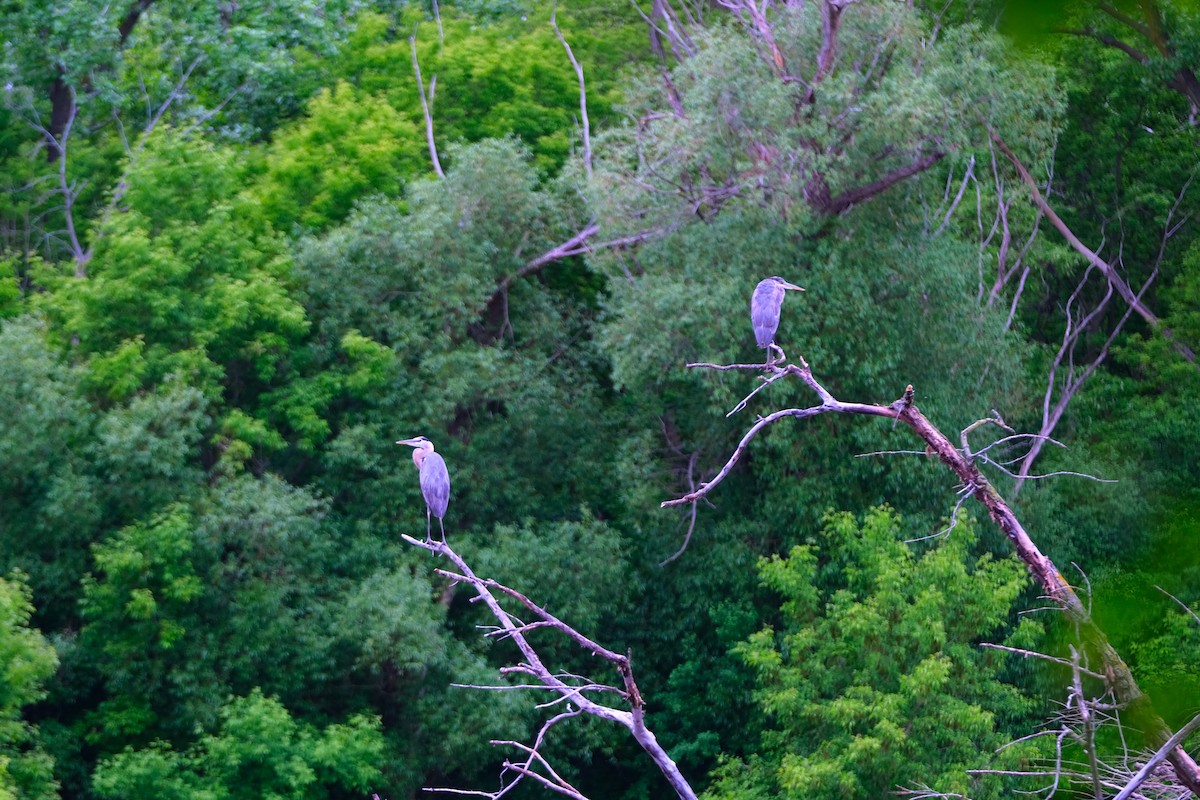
[{"xmin": 661, "ymin": 356, "xmax": 1200, "ymax": 794}]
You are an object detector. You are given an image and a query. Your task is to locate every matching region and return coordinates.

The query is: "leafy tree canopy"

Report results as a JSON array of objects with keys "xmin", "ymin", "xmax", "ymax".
[{"xmin": 706, "ymin": 507, "xmax": 1044, "ymax": 800}]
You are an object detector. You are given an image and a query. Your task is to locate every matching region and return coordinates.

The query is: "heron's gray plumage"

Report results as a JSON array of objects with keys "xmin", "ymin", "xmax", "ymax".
[
  {"xmin": 419, "ymin": 451, "xmax": 450, "ymax": 521},
  {"xmin": 396, "ymin": 435, "xmax": 451, "ymax": 542},
  {"xmin": 751, "ymin": 276, "xmax": 804, "ymax": 349}
]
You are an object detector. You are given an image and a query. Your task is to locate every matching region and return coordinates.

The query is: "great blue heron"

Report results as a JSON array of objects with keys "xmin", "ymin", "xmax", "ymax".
[
  {"xmin": 396, "ymin": 436, "xmax": 451, "ymax": 543},
  {"xmin": 751, "ymin": 276, "xmax": 804, "ymax": 363}
]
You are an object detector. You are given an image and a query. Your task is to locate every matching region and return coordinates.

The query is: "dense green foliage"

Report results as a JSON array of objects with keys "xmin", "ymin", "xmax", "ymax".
[
  {"xmin": 1, "ymin": 0, "xmax": 1198, "ymax": 797},
  {"xmin": 707, "ymin": 509, "xmax": 1043, "ymax": 799},
  {"xmin": 0, "ymin": 574, "xmax": 57, "ymax": 800}
]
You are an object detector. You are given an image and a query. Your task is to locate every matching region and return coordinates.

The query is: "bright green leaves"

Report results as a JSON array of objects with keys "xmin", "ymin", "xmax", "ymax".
[
  {"xmin": 332, "ymin": 6, "xmax": 637, "ymax": 174},
  {"xmin": 256, "ymin": 81, "xmax": 425, "ymax": 231},
  {"xmin": 708, "ymin": 508, "xmax": 1041, "ymax": 800},
  {"xmin": 0, "ymin": 575, "xmax": 58, "ymax": 800},
  {"xmin": 92, "ymin": 690, "xmax": 384, "ymax": 800},
  {"xmin": 34, "ymin": 132, "xmax": 316, "ymax": 464},
  {"xmin": 41, "ymin": 134, "xmax": 307, "ymax": 396},
  {"xmin": 83, "ymin": 506, "xmax": 205, "ymax": 656},
  {"xmin": 251, "ymin": 2, "xmax": 642, "ymax": 233}
]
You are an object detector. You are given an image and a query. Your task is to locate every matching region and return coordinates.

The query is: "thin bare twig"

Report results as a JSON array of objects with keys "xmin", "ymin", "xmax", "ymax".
[
  {"xmin": 978, "ymin": 644, "xmax": 1106, "ymax": 680},
  {"xmin": 933, "ymin": 154, "xmax": 975, "ymax": 237},
  {"xmin": 1155, "ymin": 585, "xmax": 1200, "ymax": 628},
  {"xmin": 659, "ymin": 451, "xmax": 701, "ymax": 566}
]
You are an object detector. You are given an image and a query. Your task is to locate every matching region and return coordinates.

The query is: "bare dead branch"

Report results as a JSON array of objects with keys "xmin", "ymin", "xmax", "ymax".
[
  {"xmin": 933, "ymin": 154, "xmax": 975, "ymax": 237},
  {"xmin": 822, "ymin": 150, "xmax": 946, "ymax": 216},
  {"xmin": 1010, "ymin": 171, "xmax": 1195, "ymax": 489},
  {"xmin": 854, "ymin": 448, "xmax": 929, "ymax": 458},
  {"xmin": 991, "ymin": 129, "xmax": 1199, "ymax": 367},
  {"xmin": 686, "ymin": 360, "xmax": 775, "ymax": 371},
  {"xmin": 507, "ymin": 223, "xmax": 601, "ymax": 284},
  {"xmin": 1113, "ymin": 711, "xmax": 1200, "ymax": 800},
  {"xmin": 726, "ymin": 368, "xmax": 790, "ymax": 416},
  {"xmin": 35, "ymin": 53, "xmax": 207, "ymax": 270},
  {"xmin": 636, "ymin": 0, "xmax": 696, "ymax": 61},
  {"xmin": 401, "ymin": 534, "xmax": 697, "ymax": 800},
  {"xmin": 52, "ymin": 94, "xmax": 86, "ymax": 272},
  {"xmin": 1065, "ymin": 645, "xmax": 1104, "ymax": 800},
  {"xmin": 960, "ymin": 414, "xmax": 1014, "ymax": 460},
  {"xmin": 903, "ymin": 486, "xmax": 973, "ymax": 543},
  {"xmin": 551, "ymin": 2, "xmax": 592, "ymax": 178},
  {"xmin": 1154, "ymin": 585, "xmax": 1200, "ymax": 628},
  {"xmin": 718, "ymin": 0, "xmax": 788, "ymax": 77},
  {"xmin": 411, "ymin": 34, "xmax": 445, "ymax": 179}
]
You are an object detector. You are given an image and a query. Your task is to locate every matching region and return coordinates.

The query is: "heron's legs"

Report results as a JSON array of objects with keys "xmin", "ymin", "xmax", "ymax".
[
  {"xmin": 426, "ymin": 509, "xmax": 433, "ymax": 543},
  {"xmin": 438, "ymin": 516, "xmax": 446, "ymax": 544},
  {"xmin": 766, "ymin": 342, "xmax": 785, "ymax": 367}
]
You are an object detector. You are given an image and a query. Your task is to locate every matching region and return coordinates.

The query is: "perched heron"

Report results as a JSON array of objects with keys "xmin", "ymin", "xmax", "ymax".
[
  {"xmin": 396, "ymin": 436, "xmax": 451, "ymax": 543},
  {"xmin": 750, "ymin": 276, "xmax": 804, "ymax": 363}
]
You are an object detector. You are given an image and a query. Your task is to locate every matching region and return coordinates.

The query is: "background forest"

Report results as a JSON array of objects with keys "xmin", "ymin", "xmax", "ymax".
[{"xmin": 1, "ymin": 0, "xmax": 1199, "ymax": 797}]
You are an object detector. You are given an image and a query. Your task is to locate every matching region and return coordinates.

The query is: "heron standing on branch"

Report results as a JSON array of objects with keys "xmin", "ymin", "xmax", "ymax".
[
  {"xmin": 396, "ymin": 436, "xmax": 451, "ymax": 543},
  {"xmin": 751, "ymin": 276, "xmax": 804, "ymax": 365}
]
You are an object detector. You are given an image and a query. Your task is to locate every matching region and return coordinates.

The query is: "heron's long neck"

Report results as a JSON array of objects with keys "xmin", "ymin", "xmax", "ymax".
[{"xmin": 412, "ymin": 445, "xmax": 434, "ymax": 469}]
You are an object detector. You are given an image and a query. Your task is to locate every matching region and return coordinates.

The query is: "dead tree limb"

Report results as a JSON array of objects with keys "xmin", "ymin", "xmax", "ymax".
[
  {"xmin": 661, "ymin": 357, "xmax": 1200, "ymax": 794},
  {"xmin": 411, "ymin": 34, "xmax": 445, "ymax": 179},
  {"xmin": 1011, "ymin": 263, "xmax": 1131, "ymax": 495},
  {"xmin": 27, "ymin": 54, "xmax": 205, "ymax": 273},
  {"xmin": 821, "ymin": 150, "xmax": 946, "ymax": 216},
  {"xmin": 551, "ymin": 2, "xmax": 592, "ymax": 179},
  {"xmin": 401, "ymin": 534, "xmax": 697, "ymax": 800},
  {"xmin": 1008, "ymin": 170, "xmax": 1193, "ymax": 490},
  {"xmin": 1113, "ymin": 711, "xmax": 1200, "ymax": 800}
]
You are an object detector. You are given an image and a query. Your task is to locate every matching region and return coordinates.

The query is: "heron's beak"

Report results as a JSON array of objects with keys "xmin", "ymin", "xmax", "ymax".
[
  {"xmin": 395, "ymin": 437, "xmax": 419, "ymax": 446},
  {"xmin": 782, "ymin": 282, "xmax": 805, "ymax": 291}
]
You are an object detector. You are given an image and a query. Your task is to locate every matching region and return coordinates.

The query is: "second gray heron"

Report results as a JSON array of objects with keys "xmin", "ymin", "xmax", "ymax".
[{"xmin": 396, "ymin": 435, "xmax": 451, "ymax": 543}]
